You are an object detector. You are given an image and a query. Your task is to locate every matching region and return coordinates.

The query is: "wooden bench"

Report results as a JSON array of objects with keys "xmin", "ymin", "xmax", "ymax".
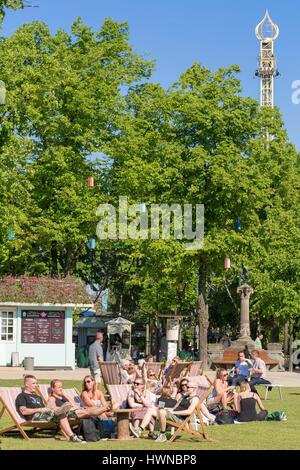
[{"xmin": 211, "ymin": 349, "xmax": 279, "ymax": 369}]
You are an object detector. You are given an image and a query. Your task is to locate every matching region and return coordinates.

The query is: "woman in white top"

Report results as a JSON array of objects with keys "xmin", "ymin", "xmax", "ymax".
[{"xmin": 81, "ymin": 375, "xmax": 113, "ymax": 417}]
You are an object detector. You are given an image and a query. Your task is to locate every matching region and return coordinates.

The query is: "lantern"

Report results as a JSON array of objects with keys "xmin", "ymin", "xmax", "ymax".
[
  {"xmin": 88, "ymin": 238, "xmax": 95, "ymax": 250},
  {"xmin": 224, "ymin": 257, "xmax": 231, "ymax": 269},
  {"xmin": 7, "ymin": 228, "xmax": 15, "ymax": 241},
  {"xmin": 87, "ymin": 176, "xmax": 94, "ymax": 188},
  {"xmin": 235, "ymin": 219, "xmax": 241, "ymax": 231}
]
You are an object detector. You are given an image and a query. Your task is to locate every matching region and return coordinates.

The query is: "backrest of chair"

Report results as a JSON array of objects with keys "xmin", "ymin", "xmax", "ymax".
[
  {"xmin": 187, "ymin": 361, "xmax": 203, "ymax": 376},
  {"xmin": 64, "ymin": 388, "xmax": 84, "ymax": 407},
  {"xmin": 38, "ymin": 384, "xmax": 83, "ymax": 407},
  {"xmin": 100, "ymin": 362, "xmax": 121, "ymax": 385},
  {"xmin": 187, "ymin": 375, "xmax": 212, "ymax": 401},
  {"xmin": 0, "ymin": 387, "xmax": 26, "ymax": 424},
  {"xmin": 144, "ymin": 362, "xmax": 163, "ymax": 379},
  {"xmin": 107, "ymin": 384, "xmax": 131, "ymax": 409},
  {"xmin": 166, "ymin": 362, "xmax": 190, "ymax": 382},
  {"xmin": 37, "ymin": 384, "xmax": 51, "ymax": 402},
  {"xmin": 223, "ymin": 350, "xmax": 239, "ymax": 361}
]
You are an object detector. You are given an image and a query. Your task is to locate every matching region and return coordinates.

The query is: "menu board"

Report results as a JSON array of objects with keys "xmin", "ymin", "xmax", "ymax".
[{"xmin": 21, "ymin": 311, "xmax": 65, "ymax": 344}]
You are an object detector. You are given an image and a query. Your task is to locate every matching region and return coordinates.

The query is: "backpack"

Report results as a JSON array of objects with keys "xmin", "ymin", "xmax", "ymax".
[
  {"xmin": 79, "ymin": 417, "xmax": 115, "ymax": 441},
  {"xmin": 215, "ymin": 410, "xmax": 235, "ymax": 425},
  {"xmin": 79, "ymin": 418, "xmax": 101, "ymax": 441}
]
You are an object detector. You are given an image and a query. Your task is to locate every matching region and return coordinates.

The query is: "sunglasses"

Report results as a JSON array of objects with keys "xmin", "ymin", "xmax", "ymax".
[
  {"xmin": 134, "ymin": 382, "xmax": 143, "ymax": 386},
  {"xmin": 149, "ymin": 374, "xmax": 156, "ymax": 377},
  {"xmin": 85, "ymin": 380, "xmax": 93, "ymax": 384},
  {"xmin": 181, "ymin": 383, "xmax": 188, "ymax": 387}
]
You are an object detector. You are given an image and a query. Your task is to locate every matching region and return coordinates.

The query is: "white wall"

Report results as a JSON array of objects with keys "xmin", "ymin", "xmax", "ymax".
[{"xmin": 0, "ymin": 306, "xmax": 75, "ymax": 369}]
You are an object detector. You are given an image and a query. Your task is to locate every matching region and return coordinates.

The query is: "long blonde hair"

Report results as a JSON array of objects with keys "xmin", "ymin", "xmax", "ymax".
[{"xmin": 240, "ymin": 380, "xmax": 251, "ymax": 393}]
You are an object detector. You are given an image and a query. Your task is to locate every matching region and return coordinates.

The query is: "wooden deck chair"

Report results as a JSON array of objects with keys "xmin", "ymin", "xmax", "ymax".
[
  {"xmin": 0, "ymin": 387, "xmax": 57, "ymax": 440},
  {"xmin": 38, "ymin": 385, "xmax": 83, "ymax": 408},
  {"xmin": 107, "ymin": 384, "xmax": 132, "ymax": 440},
  {"xmin": 166, "ymin": 383, "xmax": 212, "ymax": 443},
  {"xmin": 164, "ymin": 362, "xmax": 190, "ymax": 385},
  {"xmin": 187, "ymin": 361, "xmax": 203, "ymax": 376},
  {"xmin": 100, "ymin": 362, "xmax": 122, "ymax": 388},
  {"xmin": 37, "ymin": 384, "xmax": 82, "ymax": 435}
]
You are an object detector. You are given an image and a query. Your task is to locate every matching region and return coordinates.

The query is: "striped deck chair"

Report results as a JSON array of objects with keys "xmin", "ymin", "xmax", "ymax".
[
  {"xmin": 107, "ymin": 384, "xmax": 132, "ymax": 440},
  {"xmin": 166, "ymin": 380, "xmax": 213, "ymax": 443},
  {"xmin": 164, "ymin": 362, "xmax": 190, "ymax": 386},
  {"xmin": 107, "ymin": 384, "xmax": 131, "ymax": 410},
  {"xmin": 38, "ymin": 385, "xmax": 83, "ymax": 408},
  {"xmin": 0, "ymin": 387, "xmax": 57, "ymax": 440},
  {"xmin": 187, "ymin": 361, "xmax": 203, "ymax": 376},
  {"xmin": 100, "ymin": 362, "xmax": 121, "ymax": 388}
]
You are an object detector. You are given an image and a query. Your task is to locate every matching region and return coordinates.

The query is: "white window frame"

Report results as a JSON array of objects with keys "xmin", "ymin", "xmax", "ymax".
[{"xmin": 0, "ymin": 310, "xmax": 16, "ymax": 343}]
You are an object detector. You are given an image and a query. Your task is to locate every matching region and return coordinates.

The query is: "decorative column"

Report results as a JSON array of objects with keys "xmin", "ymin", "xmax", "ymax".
[
  {"xmin": 237, "ymin": 284, "xmax": 254, "ymax": 339},
  {"xmin": 230, "ymin": 283, "xmax": 256, "ymax": 350}
]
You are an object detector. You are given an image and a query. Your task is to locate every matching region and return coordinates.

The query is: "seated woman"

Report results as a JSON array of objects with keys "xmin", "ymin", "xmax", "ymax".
[
  {"xmin": 234, "ymin": 380, "xmax": 267, "ymax": 422},
  {"xmin": 81, "ymin": 375, "xmax": 113, "ymax": 418},
  {"xmin": 156, "ymin": 385, "xmax": 177, "ymax": 408},
  {"xmin": 175, "ymin": 378, "xmax": 215, "ymax": 425},
  {"xmin": 206, "ymin": 368, "xmax": 236, "ymax": 411},
  {"xmin": 146, "ymin": 368, "xmax": 161, "ymax": 392},
  {"xmin": 131, "ymin": 380, "xmax": 200, "ymax": 442},
  {"xmin": 48, "ymin": 379, "xmax": 110, "ymax": 419},
  {"xmin": 127, "ymin": 363, "xmax": 139, "ymax": 384},
  {"xmin": 127, "ymin": 378, "xmax": 157, "ymax": 439},
  {"xmin": 175, "ymin": 378, "xmax": 189, "ymax": 401}
]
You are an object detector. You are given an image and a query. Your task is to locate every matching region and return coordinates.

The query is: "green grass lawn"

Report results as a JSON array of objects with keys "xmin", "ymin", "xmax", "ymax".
[{"xmin": 0, "ymin": 379, "xmax": 299, "ymax": 450}]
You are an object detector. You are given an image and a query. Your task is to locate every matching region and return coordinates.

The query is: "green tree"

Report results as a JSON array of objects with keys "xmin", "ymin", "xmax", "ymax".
[{"xmin": 0, "ymin": 17, "xmax": 152, "ymax": 276}]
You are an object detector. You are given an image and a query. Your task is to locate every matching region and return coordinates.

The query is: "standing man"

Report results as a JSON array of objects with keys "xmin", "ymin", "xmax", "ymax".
[
  {"xmin": 88, "ymin": 331, "xmax": 104, "ymax": 385},
  {"xmin": 254, "ymin": 333, "xmax": 264, "ymax": 349}
]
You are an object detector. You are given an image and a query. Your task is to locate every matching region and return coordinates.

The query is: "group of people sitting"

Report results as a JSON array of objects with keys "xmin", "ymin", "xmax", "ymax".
[
  {"xmin": 15, "ymin": 374, "xmax": 113, "ymax": 443},
  {"xmin": 14, "ymin": 349, "xmax": 274, "ymax": 443}
]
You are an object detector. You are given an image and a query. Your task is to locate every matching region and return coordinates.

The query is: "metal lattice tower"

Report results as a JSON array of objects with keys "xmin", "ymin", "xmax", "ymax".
[{"xmin": 255, "ymin": 10, "xmax": 280, "ymax": 108}]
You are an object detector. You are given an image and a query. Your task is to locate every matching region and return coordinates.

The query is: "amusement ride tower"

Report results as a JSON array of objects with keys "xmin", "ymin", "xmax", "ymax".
[{"xmin": 255, "ymin": 10, "xmax": 280, "ymax": 108}]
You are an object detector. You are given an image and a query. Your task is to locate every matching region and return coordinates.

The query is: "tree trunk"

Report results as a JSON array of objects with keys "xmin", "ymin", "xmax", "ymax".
[
  {"xmin": 197, "ymin": 257, "xmax": 209, "ymax": 369},
  {"xmin": 50, "ymin": 240, "xmax": 58, "ymax": 278},
  {"xmin": 289, "ymin": 321, "xmax": 293, "ymax": 372},
  {"xmin": 284, "ymin": 322, "xmax": 289, "ymax": 355},
  {"xmin": 271, "ymin": 323, "xmax": 280, "ymax": 342}
]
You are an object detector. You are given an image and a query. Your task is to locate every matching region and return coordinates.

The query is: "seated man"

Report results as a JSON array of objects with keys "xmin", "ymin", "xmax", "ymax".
[
  {"xmin": 249, "ymin": 350, "xmax": 271, "ymax": 391},
  {"xmin": 15, "ymin": 375, "xmax": 85, "ymax": 443},
  {"xmin": 47, "ymin": 379, "xmax": 110, "ymax": 419},
  {"xmin": 130, "ymin": 380, "xmax": 200, "ymax": 442},
  {"xmin": 229, "ymin": 350, "xmax": 252, "ymax": 386}
]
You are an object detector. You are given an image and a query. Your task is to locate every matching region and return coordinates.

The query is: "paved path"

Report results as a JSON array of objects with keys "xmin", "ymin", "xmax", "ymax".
[{"xmin": 1, "ymin": 367, "xmax": 300, "ymax": 386}]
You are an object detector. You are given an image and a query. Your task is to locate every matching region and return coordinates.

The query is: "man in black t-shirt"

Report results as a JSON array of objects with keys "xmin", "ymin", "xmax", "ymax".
[{"xmin": 15, "ymin": 375, "xmax": 85, "ymax": 443}]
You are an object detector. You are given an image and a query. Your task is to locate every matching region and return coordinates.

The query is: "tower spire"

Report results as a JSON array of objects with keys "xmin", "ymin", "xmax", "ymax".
[{"xmin": 255, "ymin": 10, "xmax": 280, "ymax": 108}]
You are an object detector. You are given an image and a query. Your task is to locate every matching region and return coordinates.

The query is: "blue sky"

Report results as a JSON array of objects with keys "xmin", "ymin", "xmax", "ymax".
[{"xmin": 2, "ymin": 0, "xmax": 300, "ymax": 150}]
